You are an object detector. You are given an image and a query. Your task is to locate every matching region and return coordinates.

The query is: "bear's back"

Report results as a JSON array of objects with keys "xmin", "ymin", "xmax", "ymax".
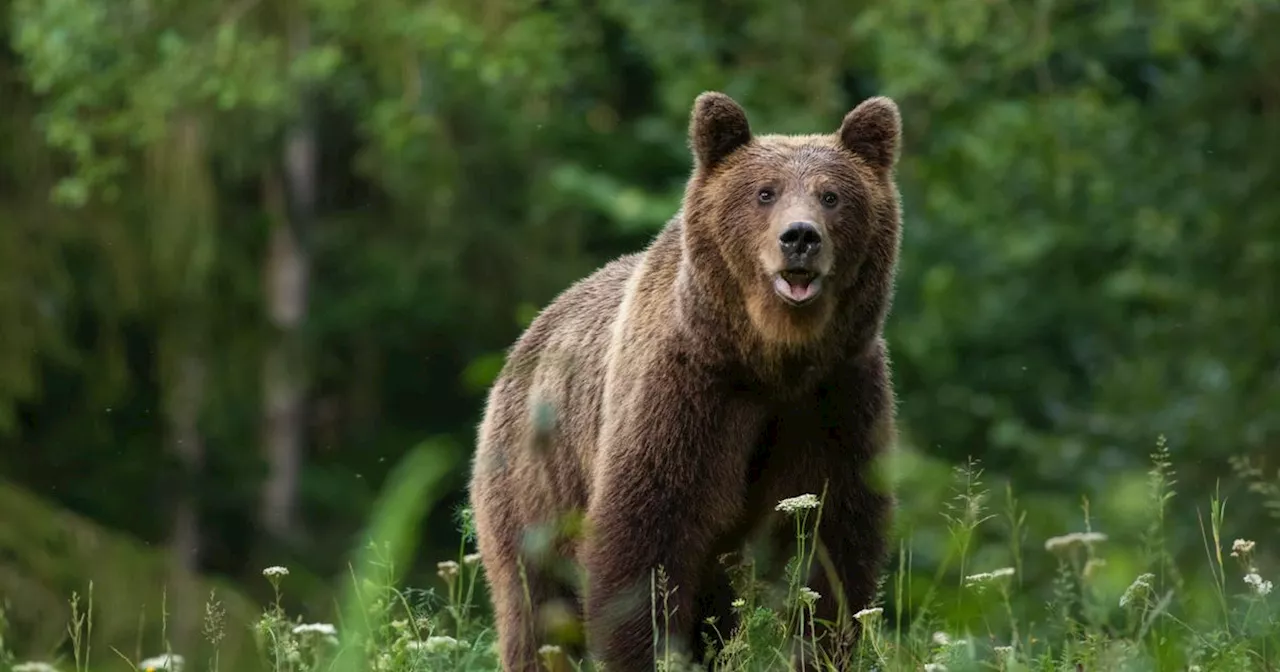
[{"xmin": 473, "ymin": 250, "xmax": 646, "ymax": 515}]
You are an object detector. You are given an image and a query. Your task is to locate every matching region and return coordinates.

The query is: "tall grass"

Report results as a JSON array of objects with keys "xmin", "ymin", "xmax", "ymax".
[{"xmin": 2, "ymin": 435, "xmax": 1277, "ymax": 671}]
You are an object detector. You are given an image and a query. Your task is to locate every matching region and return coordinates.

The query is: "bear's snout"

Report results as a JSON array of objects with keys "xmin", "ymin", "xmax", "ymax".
[{"xmin": 778, "ymin": 220, "xmax": 823, "ymax": 267}]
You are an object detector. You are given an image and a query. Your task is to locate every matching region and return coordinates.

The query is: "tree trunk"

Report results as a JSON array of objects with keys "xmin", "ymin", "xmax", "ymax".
[
  {"xmin": 167, "ymin": 348, "xmax": 205, "ymax": 648},
  {"xmin": 147, "ymin": 113, "xmax": 216, "ymax": 651},
  {"xmin": 260, "ymin": 5, "xmax": 315, "ymax": 544},
  {"xmin": 260, "ymin": 178, "xmax": 309, "ymax": 542}
]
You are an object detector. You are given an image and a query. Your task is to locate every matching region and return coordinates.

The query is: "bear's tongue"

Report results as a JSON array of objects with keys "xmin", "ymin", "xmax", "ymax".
[{"xmin": 774, "ymin": 274, "xmax": 816, "ymax": 302}]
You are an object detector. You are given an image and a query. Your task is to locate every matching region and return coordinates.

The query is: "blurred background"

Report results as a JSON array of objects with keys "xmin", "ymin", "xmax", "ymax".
[{"xmin": 1, "ymin": 0, "xmax": 1278, "ymax": 666}]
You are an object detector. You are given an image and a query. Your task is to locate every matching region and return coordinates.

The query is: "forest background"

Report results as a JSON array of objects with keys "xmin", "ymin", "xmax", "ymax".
[{"xmin": 1, "ymin": 0, "xmax": 1278, "ymax": 668}]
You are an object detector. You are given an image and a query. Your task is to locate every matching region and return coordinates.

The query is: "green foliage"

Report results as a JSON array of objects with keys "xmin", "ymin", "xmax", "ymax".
[
  {"xmin": 3, "ymin": 442, "xmax": 1280, "ymax": 671},
  {"xmin": 2, "ymin": 0, "xmax": 1280, "ymax": 668},
  {"xmin": 0, "ymin": 479, "xmax": 265, "ymax": 670}
]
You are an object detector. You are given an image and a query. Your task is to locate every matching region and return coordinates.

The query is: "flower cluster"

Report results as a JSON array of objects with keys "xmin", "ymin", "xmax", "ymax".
[
  {"xmin": 1228, "ymin": 540, "xmax": 1272, "ymax": 597},
  {"xmin": 13, "ymin": 663, "xmax": 60, "ymax": 672},
  {"xmin": 1231, "ymin": 539, "xmax": 1256, "ymax": 558},
  {"xmin": 138, "ymin": 653, "xmax": 184, "ymax": 672},
  {"xmin": 293, "ymin": 622, "xmax": 337, "ymax": 637},
  {"xmin": 407, "ymin": 635, "xmax": 461, "ymax": 655},
  {"xmin": 437, "ymin": 560, "xmax": 460, "ymax": 580},
  {"xmin": 963, "ymin": 567, "xmax": 1015, "ymax": 589},
  {"xmin": 775, "ymin": 494, "xmax": 820, "ymax": 514},
  {"xmin": 1044, "ymin": 531, "xmax": 1108, "ymax": 552},
  {"xmin": 1120, "ymin": 573, "xmax": 1155, "ymax": 608},
  {"xmin": 1244, "ymin": 572, "xmax": 1273, "ymax": 597},
  {"xmin": 852, "ymin": 606, "xmax": 882, "ymax": 621}
]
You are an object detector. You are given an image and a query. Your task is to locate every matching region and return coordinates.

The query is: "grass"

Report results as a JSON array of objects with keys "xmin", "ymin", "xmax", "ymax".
[{"xmin": 2, "ymin": 434, "xmax": 1278, "ymax": 671}]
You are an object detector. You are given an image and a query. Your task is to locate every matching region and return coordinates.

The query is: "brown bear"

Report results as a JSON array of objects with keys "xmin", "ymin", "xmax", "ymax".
[{"xmin": 468, "ymin": 90, "xmax": 903, "ymax": 671}]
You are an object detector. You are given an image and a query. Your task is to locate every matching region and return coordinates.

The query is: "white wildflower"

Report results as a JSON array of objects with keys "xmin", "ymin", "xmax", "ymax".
[
  {"xmin": 924, "ymin": 664, "xmax": 948, "ymax": 672},
  {"xmin": 731, "ymin": 598, "xmax": 746, "ymax": 609},
  {"xmin": 964, "ymin": 567, "xmax": 1015, "ymax": 588},
  {"xmin": 292, "ymin": 622, "xmax": 338, "ymax": 637},
  {"xmin": 1120, "ymin": 572, "xmax": 1155, "ymax": 607},
  {"xmin": 261, "ymin": 566, "xmax": 289, "ymax": 578},
  {"xmin": 931, "ymin": 631, "xmax": 951, "ymax": 646},
  {"xmin": 437, "ymin": 560, "xmax": 463, "ymax": 581},
  {"xmin": 538, "ymin": 644, "xmax": 563, "ymax": 656},
  {"xmin": 852, "ymin": 607, "xmax": 882, "ymax": 621},
  {"xmin": 1245, "ymin": 572, "xmax": 1274, "ymax": 596},
  {"xmin": 799, "ymin": 587, "xmax": 821, "ymax": 605},
  {"xmin": 1044, "ymin": 535, "xmax": 1071, "ymax": 551},
  {"xmin": 463, "ymin": 552, "xmax": 482, "ymax": 566},
  {"xmin": 775, "ymin": 494, "xmax": 820, "ymax": 513},
  {"xmin": 138, "ymin": 653, "xmax": 185, "ymax": 671},
  {"xmin": 1044, "ymin": 531, "xmax": 1108, "ymax": 552},
  {"xmin": 994, "ymin": 645, "xmax": 1015, "ymax": 657},
  {"xmin": 1232, "ymin": 539, "xmax": 1256, "ymax": 557},
  {"xmin": 424, "ymin": 635, "xmax": 461, "ymax": 654},
  {"xmin": 13, "ymin": 663, "xmax": 60, "ymax": 672}
]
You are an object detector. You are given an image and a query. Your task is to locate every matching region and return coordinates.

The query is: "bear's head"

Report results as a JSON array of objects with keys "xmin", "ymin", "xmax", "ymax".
[{"xmin": 681, "ymin": 92, "xmax": 902, "ymax": 350}]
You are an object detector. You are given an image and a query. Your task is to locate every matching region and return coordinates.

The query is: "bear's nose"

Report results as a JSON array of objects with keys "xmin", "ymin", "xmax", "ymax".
[{"xmin": 779, "ymin": 221, "xmax": 823, "ymax": 261}]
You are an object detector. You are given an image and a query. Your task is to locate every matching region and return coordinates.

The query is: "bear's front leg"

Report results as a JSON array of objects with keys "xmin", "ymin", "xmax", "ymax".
[
  {"xmin": 809, "ymin": 362, "xmax": 896, "ymax": 669},
  {"xmin": 768, "ymin": 437, "xmax": 894, "ymax": 671},
  {"xmin": 802, "ymin": 454, "xmax": 893, "ymax": 669},
  {"xmin": 582, "ymin": 374, "xmax": 761, "ymax": 671},
  {"xmin": 763, "ymin": 346, "xmax": 897, "ymax": 670}
]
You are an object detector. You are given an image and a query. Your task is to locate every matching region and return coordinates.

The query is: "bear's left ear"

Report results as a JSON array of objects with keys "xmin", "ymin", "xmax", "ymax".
[
  {"xmin": 838, "ymin": 96, "xmax": 901, "ymax": 172},
  {"xmin": 690, "ymin": 91, "xmax": 752, "ymax": 172}
]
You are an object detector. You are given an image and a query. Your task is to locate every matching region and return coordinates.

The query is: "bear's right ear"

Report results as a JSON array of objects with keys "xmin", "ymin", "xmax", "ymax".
[
  {"xmin": 838, "ymin": 96, "xmax": 902, "ymax": 172},
  {"xmin": 690, "ymin": 92, "xmax": 752, "ymax": 172}
]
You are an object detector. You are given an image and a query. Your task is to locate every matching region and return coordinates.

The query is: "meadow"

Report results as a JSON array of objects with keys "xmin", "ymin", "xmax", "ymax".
[{"xmin": 4, "ymin": 436, "xmax": 1275, "ymax": 672}]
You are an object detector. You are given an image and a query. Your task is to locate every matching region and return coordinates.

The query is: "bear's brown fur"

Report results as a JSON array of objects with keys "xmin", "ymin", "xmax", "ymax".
[{"xmin": 468, "ymin": 90, "xmax": 903, "ymax": 671}]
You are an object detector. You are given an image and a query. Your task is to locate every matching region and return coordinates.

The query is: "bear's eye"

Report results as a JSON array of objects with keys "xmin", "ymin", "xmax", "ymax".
[
  {"xmin": 820, "ymin": 191, "xmax": 839, "ymax": 207},
  {"xmin": 757, "ymin": 188, "xmax": 776, "ymax": 204}
]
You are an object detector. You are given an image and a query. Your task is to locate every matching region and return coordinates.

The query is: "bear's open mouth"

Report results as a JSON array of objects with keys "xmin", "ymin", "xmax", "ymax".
[{"xmin": 773, "ymin": 270, "xmax": 822, "ymax": 305}]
